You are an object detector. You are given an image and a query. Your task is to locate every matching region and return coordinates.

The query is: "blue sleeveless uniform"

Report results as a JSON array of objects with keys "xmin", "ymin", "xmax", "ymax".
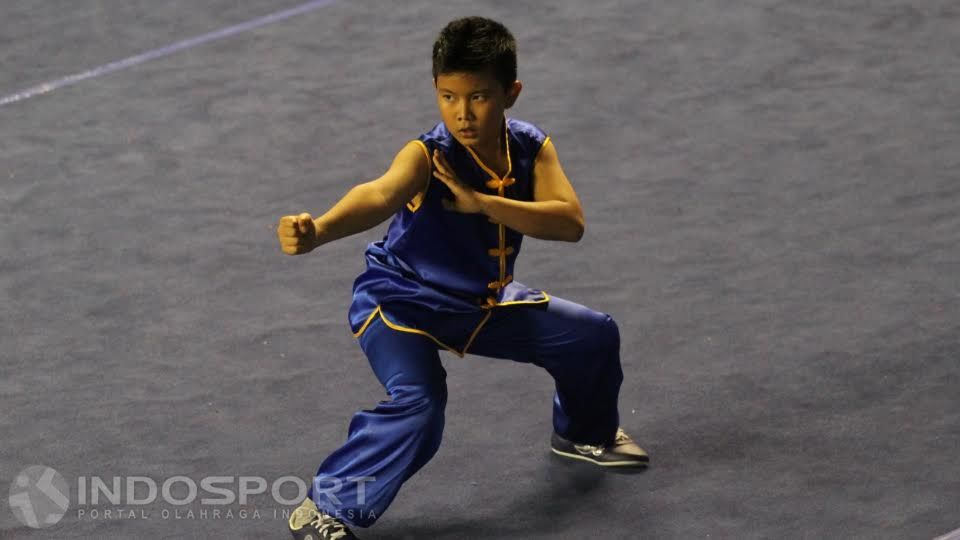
[{"xmin": 348, "ymin": 117, "xmax": 552, "ymax": 356}]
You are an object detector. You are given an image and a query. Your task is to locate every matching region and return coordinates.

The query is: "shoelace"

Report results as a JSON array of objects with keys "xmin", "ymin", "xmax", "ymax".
[
  {"xmin": 614, "ymin": 428, "xmax": 630, "ymax": 444},
  {"xmin": 572, "ymin": 429, "xmax": 633, "ymax": 457},
  {"xmin": 310, "ymin": 514, "xmax": 350, "ymax": 540}
]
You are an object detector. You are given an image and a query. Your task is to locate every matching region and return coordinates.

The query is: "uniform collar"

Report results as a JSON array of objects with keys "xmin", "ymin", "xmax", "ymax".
[{"xmin": 462, "ymin": 117, "xmax": 512, "ymax": 181}]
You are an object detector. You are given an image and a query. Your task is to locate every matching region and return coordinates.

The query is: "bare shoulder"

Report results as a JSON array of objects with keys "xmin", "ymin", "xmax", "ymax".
[
  {"xmin": 532, "ymin": 137, "xmax": 581, "ymax": 206},
  {"xmin": 388, "ymin": 140, "xmax": 431, "ymax": 178},
  {"xmin": 371, "ymin": 140, "xmax": 431, "ymax": 210},
  {"xmin": 534, "ymin": 135, "xmax": 558, "ymax": 164}
]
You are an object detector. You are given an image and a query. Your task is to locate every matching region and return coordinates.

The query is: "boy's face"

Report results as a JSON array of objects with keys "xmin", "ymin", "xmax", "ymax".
[{"xmin": 434, "ymin": 70, "xmax": 521, "ymax": 151}]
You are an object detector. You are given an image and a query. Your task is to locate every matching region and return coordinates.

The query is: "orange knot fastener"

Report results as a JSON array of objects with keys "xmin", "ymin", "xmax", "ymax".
[
  {"xmin": 487, "ymin": 246, "xmax": 515, "ymax": 257},
  {"xmin": 485, "ymin": 177, "xmax": 516, "ymax": 190},
  {"xmin": 487, "ymin": 275, "xmax": 514, "ymax": 289}
]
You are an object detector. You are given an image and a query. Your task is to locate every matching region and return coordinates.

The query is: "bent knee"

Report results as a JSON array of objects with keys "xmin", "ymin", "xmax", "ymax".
[
  {"xmin": 601, "ymin": 314, "xmax": 620, "ymax": 349},
  {"xmin": 583, "ymin": 312, "xmax": 620, "ymax": 354},
  {"xmin": 390, "ymin": 384, "xmax": 447, "ymax": 421}
]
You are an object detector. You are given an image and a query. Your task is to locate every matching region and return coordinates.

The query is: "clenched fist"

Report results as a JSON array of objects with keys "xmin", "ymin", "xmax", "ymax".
[{"xmin": 276, "ymin": 212, "xmax": 319, "ymax": 255}]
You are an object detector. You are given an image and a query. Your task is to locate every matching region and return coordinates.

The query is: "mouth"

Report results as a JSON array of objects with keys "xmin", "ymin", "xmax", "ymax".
[{"xmin": 458, "ymin": 128, "xmax": 479, "ymax": 138}]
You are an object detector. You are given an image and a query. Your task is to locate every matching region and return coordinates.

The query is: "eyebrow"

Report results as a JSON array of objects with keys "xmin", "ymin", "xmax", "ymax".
[{"xmin": 437, "ymin": 87, "xmax": 491, "ymax": 94}]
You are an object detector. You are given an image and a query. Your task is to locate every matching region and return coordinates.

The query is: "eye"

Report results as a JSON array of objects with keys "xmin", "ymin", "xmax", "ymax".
[
  {"xmin": 472, "ymin": 94, "xmax": 487, "ymax": 102},
  {"xmin": 441, "ymin": 94, "xmax": 454, "ymax": 102}
]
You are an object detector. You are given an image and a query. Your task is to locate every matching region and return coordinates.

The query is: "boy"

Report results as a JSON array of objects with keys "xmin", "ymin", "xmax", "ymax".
[{"xmin": 278, "ymin": 16, "xmax": 648, "ymax": 540}]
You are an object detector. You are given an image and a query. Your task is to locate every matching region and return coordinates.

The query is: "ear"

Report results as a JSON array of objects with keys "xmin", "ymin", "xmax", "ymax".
[{"xmin": 504, "ymin": 80, "xmax": 522, "ymax": 109}]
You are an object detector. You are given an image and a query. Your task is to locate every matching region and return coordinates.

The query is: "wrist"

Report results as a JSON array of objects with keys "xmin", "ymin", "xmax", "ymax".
[
  {"xmin": 475, "ymin": 192, "xmax": 494, "ymax": 215},
  {"xmin": 312, "ymin": 218, "xmax": 328, "ymax": 246}
]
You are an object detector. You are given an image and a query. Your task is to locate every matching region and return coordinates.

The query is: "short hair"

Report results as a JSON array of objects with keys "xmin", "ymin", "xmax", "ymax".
[{"xmin": 432, "ymin": 16, "xmax": 517, "ymax": 91}]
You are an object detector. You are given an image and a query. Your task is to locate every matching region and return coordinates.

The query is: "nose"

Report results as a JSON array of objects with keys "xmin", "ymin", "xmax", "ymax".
[{"xmin": 457, "ymin": 99, "xmax": 473, "ymax": 122}]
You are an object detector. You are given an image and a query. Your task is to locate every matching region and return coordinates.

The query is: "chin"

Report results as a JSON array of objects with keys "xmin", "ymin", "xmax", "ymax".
[{"xmin": 459, "ymin": 133, "xmax": 489, "ymax": 147}]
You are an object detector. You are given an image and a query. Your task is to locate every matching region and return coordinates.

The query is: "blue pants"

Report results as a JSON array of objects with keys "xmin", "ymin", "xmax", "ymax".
[{"xmin": 308, "ymin": 296, "xmax": 624, "ymax": 527}]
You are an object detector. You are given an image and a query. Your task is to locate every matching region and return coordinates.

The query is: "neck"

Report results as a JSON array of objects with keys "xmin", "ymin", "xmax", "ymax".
[
  {"xmin": 474, "ymin": 120, "xmax": 506, "ymax": 162},
  {"xmin": 474, "ymin": 139, "xmax": 503, "ymax": 162}
]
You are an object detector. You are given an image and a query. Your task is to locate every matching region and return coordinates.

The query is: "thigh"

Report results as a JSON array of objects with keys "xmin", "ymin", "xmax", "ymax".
[
  {"xmin": 467, "ymin": 295, "xmax": 617, "ymax": 363},
  {"xmin": 360, "ymin": 317, "xmax": 447, "ymax": 393}
]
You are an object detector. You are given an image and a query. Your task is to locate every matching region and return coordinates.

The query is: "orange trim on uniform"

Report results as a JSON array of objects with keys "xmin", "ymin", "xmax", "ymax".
[
  {"xmin": 495, "ymin": 290, "xmax": 551, "ymax": 307},
  {"xmin": 463, "ymin": 120, "xmax": 513, "ymax": 181},
  {"xmin": 480, "ymin": 289, "xmax": 551, "ymax": 309},
  {"xmin": 461, "ymin": 310, "xmax": 493, "ymax": 355},
  {"xmin": 376, "ymin": 309, "xmax": 465, "ymax": 356},
  {"xmin": 534, "ymin": 136, "xmax": 553, "ymax": 162},
  {"xmin": 352, "ymin": 306, "xmax": 383, "ymax": 338},
  {"xmin": 497, "ymin": 222, "xmax": 507, "ymax": 288},
  {"xmin": 487, "ymin": 246, "xmax": 514, "ymax": 257},
  {"xmin": 406, "ymin": 140, "xmax": 432, "ymax": 212},
  {"xmin": 462, "ymin": 120, "xmax": 518, "ymax": 304},
  {"xmin": 351, "ymin": 304, "xmax": 498, "ymax": 359},
  {"xmin": 485, "ymin": 177, "xmax": 516, "ymax": 190},
  {"xmin": 487, "ymin": 275, "xmax": 513, "ymax": 289}
]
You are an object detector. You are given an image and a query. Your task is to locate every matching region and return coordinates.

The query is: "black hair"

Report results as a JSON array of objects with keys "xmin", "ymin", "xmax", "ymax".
[{"xmin": 432, "ymin": 16, "xmax": 517, "ymax": 91}]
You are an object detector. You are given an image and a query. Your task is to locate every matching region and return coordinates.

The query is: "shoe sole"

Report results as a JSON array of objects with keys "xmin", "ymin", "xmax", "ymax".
[{"xmin": 551, "ymin": 447, "xmax": 649, "ymax": 467}]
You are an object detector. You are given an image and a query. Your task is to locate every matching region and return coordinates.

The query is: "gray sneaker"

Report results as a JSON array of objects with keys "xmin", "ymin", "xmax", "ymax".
[
  {"xmin": 551, "ymin": 427, "xmax": 650, "ymax": 467},
  {"xmin": 288, "ymin": 498, "xmax": 360, "ymax": 540}
]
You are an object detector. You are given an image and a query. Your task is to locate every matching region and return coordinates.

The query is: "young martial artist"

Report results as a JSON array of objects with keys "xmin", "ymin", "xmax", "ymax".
[{"xmin": 278, "ymin": 16, "xmax": 649, "ymax": 540}]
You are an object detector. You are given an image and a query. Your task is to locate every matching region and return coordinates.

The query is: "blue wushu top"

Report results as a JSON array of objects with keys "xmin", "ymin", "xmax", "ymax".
[{"xmin": 348, "ymin": 117, "xmax": 553, "ymax": 356}]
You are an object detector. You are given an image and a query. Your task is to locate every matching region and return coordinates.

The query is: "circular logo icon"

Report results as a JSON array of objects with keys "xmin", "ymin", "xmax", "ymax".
[{"xmin": 8, "ymin": 465, "xmax": 70, "ymax": 529}]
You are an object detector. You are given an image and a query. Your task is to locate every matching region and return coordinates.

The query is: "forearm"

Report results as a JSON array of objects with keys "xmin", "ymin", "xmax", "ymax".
[
  {"xmin": 313, "ymin": 183, "xmax": 394, "ymax": 245},
  {"xmin": 477, "ymin": 193, "xmax": 584, "ymax": 242}
]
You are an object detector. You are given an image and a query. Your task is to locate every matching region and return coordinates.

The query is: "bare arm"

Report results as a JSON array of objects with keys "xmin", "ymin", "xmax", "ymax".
[
  {"xmin": 315, "ymin": 141, "xmax": 430, "ymax": 244},
  {"xmin": 277, "ymin": 141, "xmax": 429, "ymax": 255},
  {"xmin": 431, "ymin": 139, "xmax": 585, "ymax": 242},
  {"xmin": 476, "ymin": 195, "xmax": 584, "ymax": 242}
]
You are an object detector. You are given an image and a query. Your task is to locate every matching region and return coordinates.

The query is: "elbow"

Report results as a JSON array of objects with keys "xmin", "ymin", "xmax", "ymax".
[
  {"xmin": 568, "ymin": 217, "xmax": 585, "ymax": 243},
  {"xmin": 572, "ymin": 224, "xmax": 585, "ymax": 242},
  {"xmin": 568, "ymin": 204, "xmax": 585, "ymax": 242}
]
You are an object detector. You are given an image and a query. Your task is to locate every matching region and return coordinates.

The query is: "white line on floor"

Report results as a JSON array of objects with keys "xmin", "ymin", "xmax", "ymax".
[
  {"xmin": 934, "ymin": 526, "xmax": 960, "ymax": 540},
  {"xmin": 0, "ymin": 0, "xmax": 338, "ymax": 108}
]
